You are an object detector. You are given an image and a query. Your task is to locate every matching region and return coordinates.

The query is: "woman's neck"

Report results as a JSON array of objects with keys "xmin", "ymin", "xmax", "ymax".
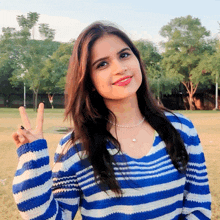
[{"xmin": 105, "ymin": 95, "xmax": 144, "ymax": 126}]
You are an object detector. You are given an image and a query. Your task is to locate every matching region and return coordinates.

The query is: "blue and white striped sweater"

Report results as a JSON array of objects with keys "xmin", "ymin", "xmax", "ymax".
[{"xmin": 13, "ymin": 113, "xmax": 211, "ymax": 219}]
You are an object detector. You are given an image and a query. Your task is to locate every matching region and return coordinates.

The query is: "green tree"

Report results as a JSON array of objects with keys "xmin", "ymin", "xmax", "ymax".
[
  {"xmin": 160, "ymin": 15, "xmax": 215, "ymax": 110},
  {"xmin": 0, "ymin": 57, "xmax": 18, "ymax": 106},
  {"xmin": 17, "ymin": 12, "xmax": 39, "ymax": 39},
  {"xmin": 8, "ymin": 12, "xmax": 59, "ymax": 111},
  {"xmin": 195, "ymin": 46, "xmax": 220, "ymax": 109},
  {"xmin": 39, "ymin": 23, "xmax": 55, "ymax": 41},
  {"xmin": 0, "ymin": 27, "xmax": 21, "ymax": 106},
  {"xmin": 10, "ymin": 39, "xmax": 60, "ymax": 110},
  {"xmin": 41, "ymin": 42, "xmax": 73, "ymax": 108},
  {"xmin": 134, "ymin": 40, "xmax": 181, "ymax": 102},
  {"xmin": 147, "ymin": 63, "xmax": 183, "ymax": 103},
  {"xmin": 134, "ymin": 40, "xmax": 162, "ymax": 67}
]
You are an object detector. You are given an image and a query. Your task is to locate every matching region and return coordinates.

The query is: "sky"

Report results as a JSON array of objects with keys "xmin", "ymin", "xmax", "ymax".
[{"xmin": 1, "ymin": 0, "xmax": 220, "ymax": 48}]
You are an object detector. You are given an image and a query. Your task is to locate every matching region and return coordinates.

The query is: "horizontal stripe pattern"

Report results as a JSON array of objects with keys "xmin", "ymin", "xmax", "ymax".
[{"xmin": 12, "ymin": 113, "xmax": 211, "ymax": 219}]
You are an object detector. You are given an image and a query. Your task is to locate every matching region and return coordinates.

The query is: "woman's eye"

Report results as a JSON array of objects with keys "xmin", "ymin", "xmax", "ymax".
[
  {"xmin": 120, "ymin": 52, "xmax": 130, "ymax": 59},
  {"xmin": 97, "ymin": 61, "xmax": 107, "ymax": 69}
]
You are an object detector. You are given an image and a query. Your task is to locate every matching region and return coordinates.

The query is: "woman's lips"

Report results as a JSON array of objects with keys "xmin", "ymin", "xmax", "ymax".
[{"xmin": 113, "ymin": 76, "xmax": 132, "ymax": 86}]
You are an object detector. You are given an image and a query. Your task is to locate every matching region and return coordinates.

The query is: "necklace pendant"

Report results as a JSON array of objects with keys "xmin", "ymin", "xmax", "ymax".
[{"xmin": 132, "ymin": 138, "xmax": 136, "ymax": 142}]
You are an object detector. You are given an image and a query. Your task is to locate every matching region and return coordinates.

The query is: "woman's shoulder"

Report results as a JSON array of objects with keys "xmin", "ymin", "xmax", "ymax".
[
  {"xmin": 164, "ymin": 111, "xmax": 198, "ymax": 141},
  {"xmin": 164, "ymin": 111, "xmax": 200, "ymax": 149},
  {"xmin": 54, "ymin": 131, "xmax": 85, "ymax": 164},
  {"xmin": 59, "ymin": 131, "xmax": 73, "ymax": 147},
  {"xmin": 164, "ymin": 111, "xmax": 194, "ymax": 129}
]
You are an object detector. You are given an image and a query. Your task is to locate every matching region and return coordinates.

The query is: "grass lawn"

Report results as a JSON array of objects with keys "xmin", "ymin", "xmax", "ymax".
[{"xmin": 0, "ymin": 108, "xmax": 219, "ymax": 219}]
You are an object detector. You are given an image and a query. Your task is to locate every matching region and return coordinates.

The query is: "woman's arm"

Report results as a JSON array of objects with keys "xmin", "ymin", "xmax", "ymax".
[
  {"xmin": 12, "ymin": 104, "xmax": 81, "ymax": 219},
  {"xmin": 13, "ymin": 139, "xmax": 81, "ymax": 219},
  {"xmin": 180, "ymin": 119, "xmax": 211, "ymax": 220}
]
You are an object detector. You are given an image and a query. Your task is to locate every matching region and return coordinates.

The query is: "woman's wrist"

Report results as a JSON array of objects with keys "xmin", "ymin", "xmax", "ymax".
[{"xmin": 17, "ymin": 139, "xmax": 47, "ymax": 157}]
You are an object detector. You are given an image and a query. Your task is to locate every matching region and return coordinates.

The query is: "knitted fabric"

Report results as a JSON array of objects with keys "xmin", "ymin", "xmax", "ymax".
[{"xmin": 13, "ymin": 113, "xmax": 211, "ymax": 219}]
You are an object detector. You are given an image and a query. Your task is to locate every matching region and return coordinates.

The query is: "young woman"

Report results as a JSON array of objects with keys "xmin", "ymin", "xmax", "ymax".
[{"xmin": 12, "ymin": 22, "xmax": 211, "ymax": 220}]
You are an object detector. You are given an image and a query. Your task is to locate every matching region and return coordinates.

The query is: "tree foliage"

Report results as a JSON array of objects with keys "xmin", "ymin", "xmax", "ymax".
[
  {"xmin": 39, "ymin": 23, "xmax": 55, "ymax": 41},
  {"xmin": 196, "ymin": 40, "xmax": 220, "ymax": 84},
  {"xmin": 1, "ymin": 13, "xmax": 219, "ymax": 110},
  {"xmin": 17, "ymin": 12, "xmax": 39, "ymax": 40},
  {"xmin": 134, "ymin": 40, "xmax": 181, "ymax": 101},
  {"xmin": 41, "ymin": 42, "xmax": 73, "ymax": 108},
  {"xmin": 160, "ymin": 15, "xmax": 216, "ymax": 109},
  {"xmin": 2, "ymin": 12, "xmax": 60, "ymax": 110},
  {"xmin": 134, "ymin": 40, "xmax": 161, "ymax": 67},
  {"xmin": 0, "ymin": 27, "xmax": 22, "ymax": 105}
]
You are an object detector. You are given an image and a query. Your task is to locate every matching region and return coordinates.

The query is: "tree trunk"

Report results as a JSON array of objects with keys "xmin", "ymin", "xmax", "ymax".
[
  {"xmin": 215, "ymin": 74, "xmax": 219, "ymax": 110},
  {"xmin": 33, "ymin": 92, "xmax": 35, "ymax": 111},
  {"xmin": 182, "ymin": 80, "xmax": 199, "ymax": 110},
  {"xmin": 35, "ymin": 92, "xmax": 38, "ymax": 112},
  {"xmin": 187, "ymin": 94, "xmax": 196, "ymax": 110}
]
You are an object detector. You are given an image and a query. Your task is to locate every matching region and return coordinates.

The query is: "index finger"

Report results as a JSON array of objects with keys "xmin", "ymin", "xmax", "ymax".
[
  {"xmin": 36, "ymin": 103, "xmax": 44, "ymax": 131},
  {"xmin": 19, "ymin": 106, "xmax": 31, "ymax": 130}
]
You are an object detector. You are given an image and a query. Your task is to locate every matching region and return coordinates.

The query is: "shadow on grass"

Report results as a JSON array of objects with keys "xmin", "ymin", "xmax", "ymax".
[
  {"xmin": 45, "ymin": 127, "xmax": 72, "ymax": 134},
  {"xmin": 55, "ymin": 127, "xmax": 72, "ymax": 134}
]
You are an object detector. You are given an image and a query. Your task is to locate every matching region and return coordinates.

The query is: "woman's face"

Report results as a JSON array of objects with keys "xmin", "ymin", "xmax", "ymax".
[{"xmin": 90, "ymin": 34, "xmax": 142, "ymax": 104}]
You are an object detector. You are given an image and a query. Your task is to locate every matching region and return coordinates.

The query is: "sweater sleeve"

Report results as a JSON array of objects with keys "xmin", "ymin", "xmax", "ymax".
[
  {"xmin": 12, "ymin": 138, "xmax": 81, "ymax": 220},
  {"xmin": 180, "ymin": 120, "xmax": 211, "ymax": 220}
]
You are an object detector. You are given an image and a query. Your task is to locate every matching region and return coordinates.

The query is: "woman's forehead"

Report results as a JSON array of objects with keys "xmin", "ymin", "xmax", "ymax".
[{"xmin": 91, "ymin": 35, "xmax": 129, "ymax": 58}]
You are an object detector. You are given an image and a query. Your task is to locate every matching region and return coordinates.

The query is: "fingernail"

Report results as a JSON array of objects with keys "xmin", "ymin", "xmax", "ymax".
[{"xmin": 21, "ymin": 126, "xmax": 25, "ymax": 130}]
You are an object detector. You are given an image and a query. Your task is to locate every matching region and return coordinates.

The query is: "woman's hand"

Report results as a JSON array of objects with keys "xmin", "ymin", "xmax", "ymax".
[{"xmin": 12, "ymin": 103, "xmax": 44, "ymax": 148}]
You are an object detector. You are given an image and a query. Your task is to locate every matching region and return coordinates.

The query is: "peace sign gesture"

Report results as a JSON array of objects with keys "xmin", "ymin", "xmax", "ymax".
[{"xmin": 12, "ymin": 103, "xmax": 44, "ymax": 148}]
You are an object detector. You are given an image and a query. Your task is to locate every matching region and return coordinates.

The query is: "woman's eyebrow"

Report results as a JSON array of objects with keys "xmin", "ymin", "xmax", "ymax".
[
  {"xmin": 92, "ymin": 47, "xmax": 131, "ymax": 67},
  {"xmin": 117, "ymin": 47, "xmax": 131, "ymax": 55},
  {"xmin": 92, "ymin": 56, "xmax": 108, "ymax": 67}
]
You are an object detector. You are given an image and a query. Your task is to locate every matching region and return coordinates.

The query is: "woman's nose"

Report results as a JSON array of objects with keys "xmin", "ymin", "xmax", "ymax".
[{"xmin": 112, "ymin": 60, "xmax": 127, "ymax": 75}]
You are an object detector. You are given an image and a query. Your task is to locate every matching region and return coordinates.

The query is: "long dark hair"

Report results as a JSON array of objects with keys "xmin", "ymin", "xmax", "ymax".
[{"xmin": 64, "ymin": 21, "xmax": 189, "ymax": 196}]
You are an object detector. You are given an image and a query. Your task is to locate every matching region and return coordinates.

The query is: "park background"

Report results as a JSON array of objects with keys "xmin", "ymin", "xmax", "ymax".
[{"xmin": 0, "ymin": 0, "xmax": 220, "ymax": 219}]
